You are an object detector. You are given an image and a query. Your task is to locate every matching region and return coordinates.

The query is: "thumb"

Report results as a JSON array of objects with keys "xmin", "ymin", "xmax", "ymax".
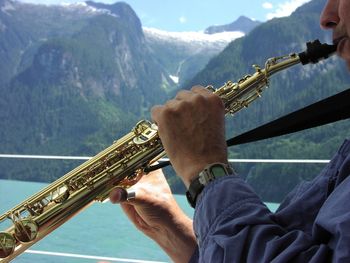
[{"xmin": 109, "ymin": 187, "xmax": 128, "ymax": 203}]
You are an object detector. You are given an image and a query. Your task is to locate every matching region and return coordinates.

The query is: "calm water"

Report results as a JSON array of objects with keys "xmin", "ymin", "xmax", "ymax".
[{"xmin": 0, "ymin": 180, "xmax": 278, "ymax": 263}]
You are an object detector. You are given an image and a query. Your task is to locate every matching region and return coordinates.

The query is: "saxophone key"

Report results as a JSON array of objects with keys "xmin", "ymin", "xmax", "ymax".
[
  {"xmin": 52, "ymin": 185, "xmax": 70, "ymax": 204},
  {"xmin": 14, "ymin": 219, "xmax": 38, "ymax": 243},
  {"xmin": 0, "ymin": 232, "xmax": 16, "ymax": 258}
]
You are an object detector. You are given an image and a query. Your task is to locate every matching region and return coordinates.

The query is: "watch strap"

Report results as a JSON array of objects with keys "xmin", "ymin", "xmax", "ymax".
[
  {"xmin": 186, "ymin": 176, "xmax": 204, "ymax": 208},
  {"xmin": 186, "ymin": 163, "xmax": 233, "ymax": 208}
]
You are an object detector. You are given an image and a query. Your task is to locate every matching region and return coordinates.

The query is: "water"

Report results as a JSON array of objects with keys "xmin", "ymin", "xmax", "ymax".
[{"xmin": 0, "ymin": 180, "xmax": 278, "ymax": 263}]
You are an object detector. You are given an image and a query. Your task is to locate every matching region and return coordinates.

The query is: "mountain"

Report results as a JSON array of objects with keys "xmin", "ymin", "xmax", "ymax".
[
  {"xmin": 0, "ymin": 0, "xmax": 246, "ymax": 183},
  {"xmin": 143, "ymin": 28, "xmax": 244, "ymax": 87},
  {"xmin": 2, "ymin": 1, "xmax": 172, "ymax": 102},
  {"xmin": 143, "ymin": 15, "xmax": 262, "ymax": 87},
  {"xmin": 0, "ymin": 0, "xmax": 173, "ymax": 181},
  {"xmin": 184, "ymin": 0, "xmax": 350, "ymax": 202},
  {"xmin": 205, "ymin": 16, "xmax": 262, "ymax": 35}
]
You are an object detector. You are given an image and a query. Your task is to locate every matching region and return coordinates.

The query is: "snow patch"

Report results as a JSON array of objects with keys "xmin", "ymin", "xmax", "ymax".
[
  {"xmin": 169, "ymin": 75, "xmax": 179, "ymax": 84},
  {"xmin": 144, "ymin": 27, "xmax": 245, "ymax": 45},
  {"xmin": 60, "ymin": 2, "xmax": 118, "ymax": 17}
]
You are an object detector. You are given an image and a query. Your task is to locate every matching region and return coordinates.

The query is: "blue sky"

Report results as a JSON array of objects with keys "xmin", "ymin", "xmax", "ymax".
[{"xmin": 19, "ymin": 0, "xmax": 313, "ymax": 31}]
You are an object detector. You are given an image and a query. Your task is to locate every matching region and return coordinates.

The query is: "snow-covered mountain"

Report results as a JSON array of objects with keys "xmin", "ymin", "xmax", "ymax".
[
  {"xmin": 144, "ymin": 27, "xmax": 244, "ymax": 48},
  {"xmin": 143, "ymin": 27, "xmax": 245, "ymax": 86},
  {"xmin": 142, "ymin": 14, "xmax": 262, "ymax": 86}
]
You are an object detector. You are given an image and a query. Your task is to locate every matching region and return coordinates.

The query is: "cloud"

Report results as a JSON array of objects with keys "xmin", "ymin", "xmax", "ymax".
[
  {"xmin": 263, "ymin": 2, "xmax": 273, "ymax": 9},
  {"xmin": 179, "ymin": 16, "xmax": 187, "ymax": 24},
  {"xmin": 266, "ymin": 0, "xmax": 311, "ymax": 20}
]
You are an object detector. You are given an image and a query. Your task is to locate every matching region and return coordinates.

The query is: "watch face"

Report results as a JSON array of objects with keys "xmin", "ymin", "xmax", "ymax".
[{"xmin": 210, "ymin": 165, "xmax": 227, "ymax": 178}]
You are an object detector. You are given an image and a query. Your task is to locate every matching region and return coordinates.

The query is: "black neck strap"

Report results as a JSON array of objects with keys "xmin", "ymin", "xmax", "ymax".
[
  {"xmin": 145, "ymin": 89, "xmax": 350, "ymax": 173},
  {"xmin": 227, "ymin": 88, "xmax": 350, "ymax": 146}
]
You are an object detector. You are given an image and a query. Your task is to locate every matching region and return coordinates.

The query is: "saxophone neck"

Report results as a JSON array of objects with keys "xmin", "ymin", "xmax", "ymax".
[
  {"xmin": 265, "ymin": 40, "xmax": 337, "ymax": 77},
  {"xmin": 210, "ymin": 39, "xmax": 337, "ymax": 115},
  {"xmin": 264, "ymin": 53, "xmax": 300, "ymax": 77}
]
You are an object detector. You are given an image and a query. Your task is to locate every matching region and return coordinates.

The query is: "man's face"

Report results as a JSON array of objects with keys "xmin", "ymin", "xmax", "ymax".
[{"xmin": 320, "ymin": 0, "xmax": 350, "ymax": 69}]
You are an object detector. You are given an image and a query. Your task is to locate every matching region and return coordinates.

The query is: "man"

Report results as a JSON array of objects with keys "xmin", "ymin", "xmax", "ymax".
[{"xmin": 110, "ymin": 0, "xmax": 350, "ymax": 262}]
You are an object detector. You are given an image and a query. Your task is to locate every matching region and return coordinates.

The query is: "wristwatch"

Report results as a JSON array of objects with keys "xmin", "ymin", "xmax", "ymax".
[{"xmin": 186, "ymin": 163, "xmax": 233, "ymax": 208}]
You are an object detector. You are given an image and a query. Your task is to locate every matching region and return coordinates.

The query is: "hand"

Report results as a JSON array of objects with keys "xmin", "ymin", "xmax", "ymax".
[
  {"xmin": 109, "ymin": 169, "xmax": 197, "ymax": 263},
  {"xmin": 151, "ymin": 86, "xmax": 228, "ymax": 187}
]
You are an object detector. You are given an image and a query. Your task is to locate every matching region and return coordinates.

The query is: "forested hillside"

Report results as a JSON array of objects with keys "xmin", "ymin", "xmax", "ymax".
[{"xmin": 0, "ymin": 1, "xmax": 171, "ymax": 181}]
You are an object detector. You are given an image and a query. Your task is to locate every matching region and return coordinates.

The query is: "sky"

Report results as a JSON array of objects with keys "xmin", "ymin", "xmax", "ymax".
[{"xmin": 18, "ymin": 0, "xmax": 313, "ymax": 32}]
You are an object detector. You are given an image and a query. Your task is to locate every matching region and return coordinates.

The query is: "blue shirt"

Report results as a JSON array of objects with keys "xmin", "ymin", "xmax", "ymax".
[{"xmin": 189, "ymin": 139, "xmax": 350, "ymax": 262}]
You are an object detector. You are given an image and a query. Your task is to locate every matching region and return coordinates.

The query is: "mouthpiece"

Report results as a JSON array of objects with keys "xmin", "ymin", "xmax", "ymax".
[{"xmin": 298, "ymin": 39, "xmax": 337, "ymax": 65}]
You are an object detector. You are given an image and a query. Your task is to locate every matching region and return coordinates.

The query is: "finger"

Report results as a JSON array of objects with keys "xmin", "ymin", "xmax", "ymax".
[
  {"xmin": 191, "ymin": 85, "xmax": 213, "ymax": 96},
  {"xmin": 109, "ymin": 187, "xmax": 128, "ymax": 203},
  {"xmin": 192, "ymin": 85, "xmax": 224, "ymax": 109},
  {"xmin": 175, "ymin": 90, "xmax": 192, "ymax": 100},
  {"xmin": 120, "ymin": 203, "xmax": 138, "ymax": 223},
  {"xmin": 110, "ymin": 187, "xmax": 139, "ymax": 203},
  {"xmin": 150, "ymin": 104, "xmax": 163, "ymax": 123},
  {"xmin": 120, "ymin": 203, "xmax": 150, "ymax": 232},
  {"xmin": 164, "ymin": 99, "xmax": 181, "ymax": 109},
  {"xmin": 151, "ymin": 100, "xmax": 182, "ymax": 127}
]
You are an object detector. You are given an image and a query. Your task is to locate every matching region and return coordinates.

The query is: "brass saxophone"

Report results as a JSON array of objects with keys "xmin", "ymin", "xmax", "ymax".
[{"xmin": 0, "ymin": 40, "xmax": 336, "ymax": 262}]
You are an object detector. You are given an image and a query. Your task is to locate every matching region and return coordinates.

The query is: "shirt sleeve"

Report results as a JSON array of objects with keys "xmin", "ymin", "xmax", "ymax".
[{"xmin": 191, "ymin": 175, "xmax": 332, "ymax": 263}]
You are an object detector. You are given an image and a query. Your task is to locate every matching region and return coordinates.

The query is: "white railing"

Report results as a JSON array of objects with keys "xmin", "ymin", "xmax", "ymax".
[
  {"xmin": 0, "ymin": 154, "xmax": 330, "ymax": 163},
  {"xmin": 25, "ymin": 250, "xmax": 167, "ymax": 263}
]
